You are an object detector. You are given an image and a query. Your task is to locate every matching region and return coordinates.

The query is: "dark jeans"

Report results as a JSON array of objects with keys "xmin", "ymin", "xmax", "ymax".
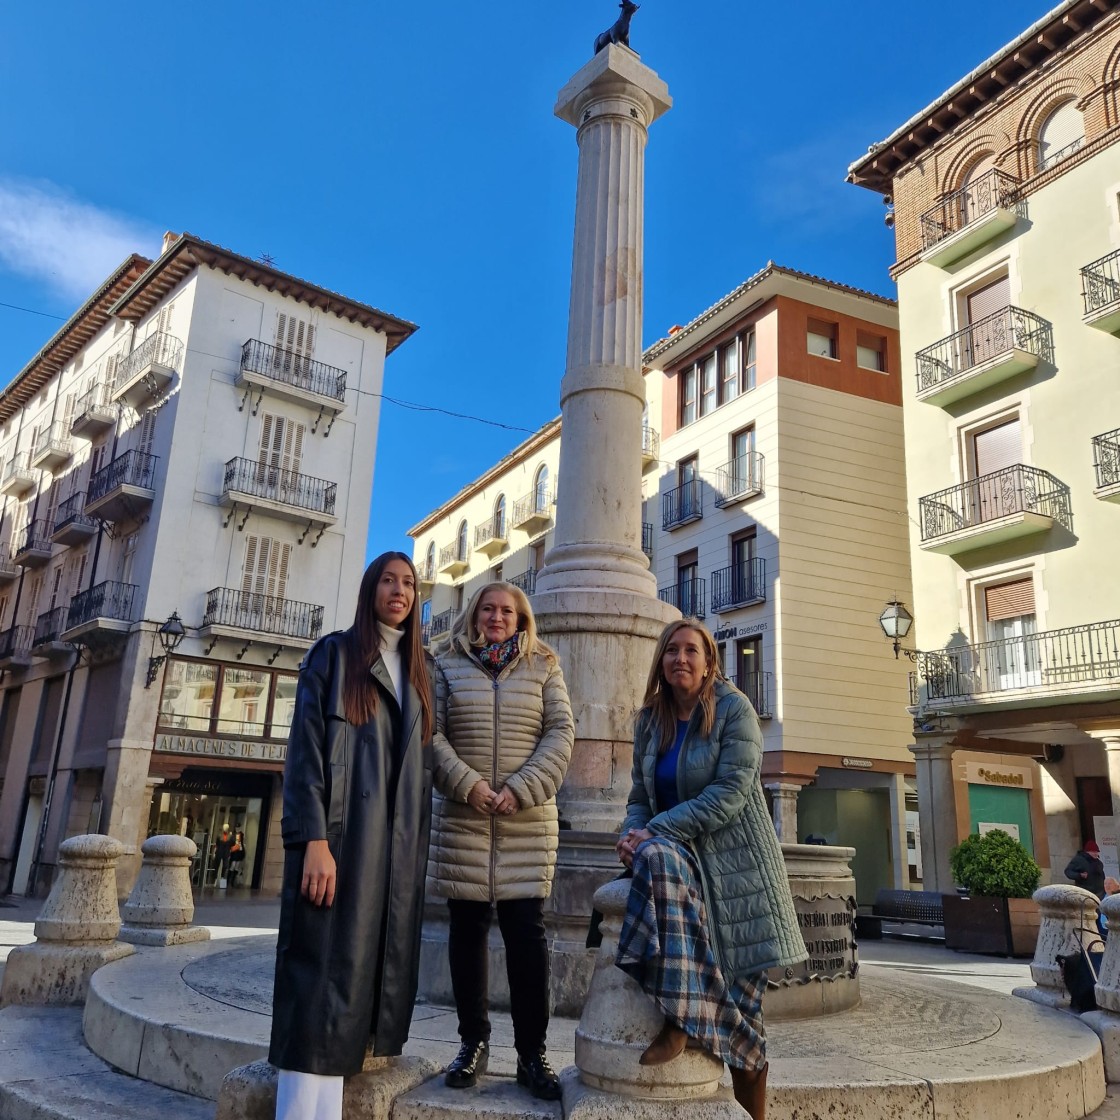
[{"xmin": 447, "ymin": 897, "xmax": 549, "ymax": 1059}]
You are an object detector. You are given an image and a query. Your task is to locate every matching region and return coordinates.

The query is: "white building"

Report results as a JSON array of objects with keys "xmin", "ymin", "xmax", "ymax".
[{"xmin": 0, "ymin": 232, "xmax": 415, "ymax": 897}]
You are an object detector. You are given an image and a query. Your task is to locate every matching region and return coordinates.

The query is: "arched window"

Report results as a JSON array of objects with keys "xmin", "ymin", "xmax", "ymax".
[
  {"xmin": 494, "ymin": 494, "xmax": 506, "ymax": 538},
  {"xmin": 959, "ymin": 153, "xmax": 997, "ymax": 226},
  {"xmin": 534, "ymin": 465, "xmax": 549, "ymax": 512},
  {"xmin": 425, "ymin": 541, "xmax": 435, "ymax": 579},
  {"xmin": 1038, "ymin": 100, "xmax": 1085, "ymax": 171},
  {"xmin": 456, "ymin": 519, "xmax": 468, "ymax": 561}
]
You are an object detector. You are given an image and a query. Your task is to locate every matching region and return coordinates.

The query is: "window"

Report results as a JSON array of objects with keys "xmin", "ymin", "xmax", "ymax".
[
  {"xmin": 720, "ymin": 338, "xmax": 740, "ymax": 404},
  {"xmin": 453, "ymin": 584, "xmax": 465, "ymax": 612},
  {"xmin": 700, "ymin": 353, "xmax": 718, "ymax": 416},
  {"xmin": 216, "ymin": 667, "xmax": 270, "ymax": 737},
  {"xmin": 157, "ymin": 659, "xmax": 298, "ymax": 740},
  {"xmin": 731, "ymin": 426, "xmax": 756, "ymax": 492},
  {"xmin": 258, "ymin": 413, "xmax": 305, "ymax": 484},
  {"xmin": 982, "ymin": 576, "xmax": 1040, "ymax": 690},
  {"xmin": 678, "ymin": 456, "xmax": 699, "ymax": 520},
  {"xmin": 531, "ymin": 539, "xmax": 546, "ymax": 571},
  {"xmin": 534, "ymin": 464, "xmax": 549, "ymax": 511},
  {"xmin": 492, "ymin": 563, "xmax": 504, "ymax": 582},
  {"xmin": 275, "ymin": 312, "xmax": 316, "ymax": 360},
  {"xmin": 856, "ymin": 331, "xmax": 886, "ymax": 372},
  {"xmin": 742, "ymin": 330, "xmax": 757, "ymax": 392},
  {"xmin": 736, "ymin": 636, "xmax": 765, "ymax": 714},
  {"xmin": 807, "ymin": 319, "xmax": 838, "ymax": 359},
  {"xmin": 425, "ymin": 541, "xmax": 435, "ymax": 578},
  {"xmin": 968, "ymin": 415, "xmax": 1022, "ymax": 524},
  {"xmin": 494, "ymin": 494, "xmax": 506, "ymax": 538},
  {"xmin": 677, "ymin": 550, "xmax": 700, "ymax": 617},
  {"xmin": 680, "ymin": 366, "xmax": 697, "ymax": 427},
  {"xmin": 456, "ymin": 520, "xmax": 468, "ymax": 561},
  {"xmin": 1038, "ymin": 100, "xmax": 1085, "ymax": 171},
  {"xmin": 269, "ymin": 673, "xmax": 298, "ymax": 740},
  {"xmin": 678, "ymin": 329, "xmax": 757, "ymax": 428}
]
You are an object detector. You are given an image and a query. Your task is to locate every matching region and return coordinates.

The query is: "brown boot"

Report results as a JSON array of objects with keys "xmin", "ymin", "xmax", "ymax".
[
  {"xmin": 639, "ymin": 1020, "xmax": 687, "ymax": 1065},
  {"xmin": 730, "ymin": 1062, "xmax": 767, "ymax": 1119}
]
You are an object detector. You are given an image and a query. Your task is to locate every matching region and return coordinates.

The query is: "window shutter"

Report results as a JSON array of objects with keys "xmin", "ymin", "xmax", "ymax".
[
  {"xmin": 0, "ymin": 595, "xmax": 8, "ymax": 628},
  {"xmin": 973, "ymin": 418, "xmax": 1021, "ymax": 476},
  {"xmin": 287, "ymin": 422, "xmax": 304, "ymax": 475},
  {"xmin": 276, "ymin": 542, "xmax": 291, "ymax": 601},
  {"xmin": 242, "ymin": 535, "xmax": 260, "ymax": 597},
  {"xmin": 966, "ymin": 276, "xmax": 1010, "ymax": 325},
  {"xmin": 48, "ymin": 564, "xmax": 63, "ymax": 610},
  {"xmin": 985, "ymin": 578, "xmax": 1035, "ymax": 622},
  {"xmin": 24, "ymin": 575, "xmax": 42, "ymax": 626},
  {"xmin": 62, "ymin": 393, "xmax": 75, "ymax": 427},
  {"xmin": 138, "ymin": 412, "xmax": 156, "ymax": 458},
  {"xmin": 1039, "ymin": 101, "xmax": 1085, "ymax": 169}
]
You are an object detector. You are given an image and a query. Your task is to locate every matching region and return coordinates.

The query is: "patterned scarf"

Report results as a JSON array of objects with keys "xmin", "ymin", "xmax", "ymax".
[{"xmin": 474, "ymin": 633, "xmax": 522, "ymax": 675}]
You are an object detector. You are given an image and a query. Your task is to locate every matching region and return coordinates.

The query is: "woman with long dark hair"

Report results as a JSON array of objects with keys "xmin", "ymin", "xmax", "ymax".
[
  {"xmin": 616, "ymin": 618, "xmax": 806, "ymax": 1120},
  {"xmin": 270, "ymin": 552, "xmax": 434, "ymax": 1120}
]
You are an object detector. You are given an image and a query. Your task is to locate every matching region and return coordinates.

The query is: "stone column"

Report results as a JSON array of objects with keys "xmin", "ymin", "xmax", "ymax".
[
  {"xmin": 534, "ymin": 44, "xmax": 677, "ymax": 834},
  {"xmin": 909, "ymin": 734, "xmax": 958, "ymax": 893},
  {"xmin": 766, "ymin": 782, "xmax": 801, "ymax": 844},
  {"xmin": 1014, "ymin": 883, "xmax": 1100, "ymax": 1010},
  {"xmin": 1093, "ymin": 732, "xmax": 1120, "ymax": 820},
  {"xmin": 888, "ymin": 771, "xmax": 911, "ymax": 890}
]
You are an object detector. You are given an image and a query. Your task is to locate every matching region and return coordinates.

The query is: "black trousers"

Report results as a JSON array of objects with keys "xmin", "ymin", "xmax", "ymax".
[{"xmin": 447, "ymin": 897, "xmax": 549, "ymax": 1058}]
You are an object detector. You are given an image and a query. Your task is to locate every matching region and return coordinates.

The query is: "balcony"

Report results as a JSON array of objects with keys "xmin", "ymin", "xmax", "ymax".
[
  {"xmin": 71, "ymin": 380, "xmax": 116, "ymax": 439},
  {"xmin": 915, "ymin": 307, "xmax": 1052, "ymax": 407},
  {"xmin": 1081, "ymin": 248, "xmax": 1120, "ymax": 333},
  {"xmin": 474, "ymin": 513, "xmax": 508, "ymax": 559},
  {"xmin": 919, "ymin": 464, "xmax": 1071, "ymax": 556},
  {"xmin": 642, "ymin": 425, "xmax": 660, "ymax": 470},
  {"xmin": 0, "ymin": 552, "xmax": 17, "ymax": 583},
  {"xmin": 1093, "ymin": 428, "xmax": 1120, "ymax": 502},
  {"xmin": 52, "ymin": 492, "xmax": 98, "ymax": 546},
  {"xmin": 33, "ymin": 606, "xmax": 72, "ymax": 656},
  {"xmin": 14, "ymin": 520, "xmax": 53, "ymax": 568},
  {"xmin": 711, "ymin": 558, "xmax": 767, "ymax": 613},
  {"xmin": 30, "ymin": 422, "xmax": 73, "ymax": 472},
  {"xmin": 0, "ymin": 625, "xmax": 34, "ymax": 669},
  {"xmin": 417, "ymin": 557, "xmax": 436, "ymax": 592},
  {"xmin": 657, "ymin": 577, "xmax": 707, "ymax": 619},
  {"xmin": 85, "ymin": 450, "xmax": 157, "ymax": 522},
  {"xmin": 714, "ymin": 453, "xmax": 764, "ymax": 507},
  {"xmin": 200, "ymin": 588, "xmax": 324, "ymax": 650},
  {"xmin": 509, "ymin": 569, "xmax": 537, "ymax": 595},
  {"xmin": 438, "ymin": 541, "xmax": 469, "ymax": 578},
  {"xmin": 732, "ymin": 670, "xmax": 773, "ymax": 719},
  {"xmin": 511, "ymin": 490, "xmax": 553, "ymax": 533},
  {"xmin": 642, "ymin": 521, "xmax": 653, "ymax": 559},
  {"xmin": 919, "ymin": 169, "xmax": 1025, "ymax": 268},
  {"xmin": 62, "ymin": 581, "xmax": 137, "ymax": 643},
  {"xmin": 220, "ymin": 457, "xmax": 338, "ymax": 535},
  {"xmin": 430, "ymin": 608, "xmax": 455, "ymax": 639},
  {"xmin": 662, "ymin": 480, "xmax": 702, "ymax": 531},
  {"xmin": 113, "ymin": 331, "xmax": 183, "ymax": 410},
  {"xmin": 238, "ymin": 339, "xmax": 347, "ymax": 417},
  {"xmin": 914, "ymin": 618, "xmax": 1120, "ymax": 712},
  {"xmin": 0, "ymin": 452, "xmax": 37, "ymax": 498}
]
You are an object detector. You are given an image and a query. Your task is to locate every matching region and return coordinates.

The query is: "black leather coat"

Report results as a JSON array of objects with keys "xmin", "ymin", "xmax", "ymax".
[{"xmin": 269, "ymin": 633, "xmax": 433, "ymax": 1075}]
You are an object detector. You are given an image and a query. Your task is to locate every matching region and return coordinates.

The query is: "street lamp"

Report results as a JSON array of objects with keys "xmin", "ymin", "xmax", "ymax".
[
  {"xmin": 878, "ymin": 598, "xmax": 919, "ymax": 661},
  {"xmin": 145, "ymin": 612, "xmax": 186, "ymax": 688}
]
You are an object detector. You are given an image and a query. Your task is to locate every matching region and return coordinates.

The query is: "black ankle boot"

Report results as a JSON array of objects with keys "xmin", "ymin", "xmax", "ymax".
[
  {"xmin": 516, "ymin": 1050, "xmax": 562, "ymax": 1100},
  {"xmin": 445, "ymin": 1040, "xmax": 489, "ymax": 1088}
]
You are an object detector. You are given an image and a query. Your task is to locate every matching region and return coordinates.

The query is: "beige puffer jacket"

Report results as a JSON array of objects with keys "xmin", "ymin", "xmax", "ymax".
[{"xmin": 429, "ymin": 633, "xmax": 574, "ymax": 902}]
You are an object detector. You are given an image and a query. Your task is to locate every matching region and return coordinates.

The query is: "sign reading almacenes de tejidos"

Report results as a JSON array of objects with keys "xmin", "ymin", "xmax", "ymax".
[{"xmin": 153, "ymin": 733, "xmax": 287, "ymax": 762}]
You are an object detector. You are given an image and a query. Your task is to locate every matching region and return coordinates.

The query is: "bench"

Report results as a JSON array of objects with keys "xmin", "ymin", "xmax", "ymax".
[{"xmin": 866, "ymin": 888, "xmax": 946, "ymax": 941}]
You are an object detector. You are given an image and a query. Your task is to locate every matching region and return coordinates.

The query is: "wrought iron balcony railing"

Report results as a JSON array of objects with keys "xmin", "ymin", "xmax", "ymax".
[
  {"xmin": 714, "ymin": 453, "xmax": 765, "ymax": 506},
  {"xmin": 417, "ymin": 557, "xmax": 436, "ymax": 583},
  {"xmin": 203, "ymin": 587, "xmax": 324, "ymax": 642},
  {"xmin": 662, "ymin": 480, "xmax": 702, "ymax": 530},
  {"xmin": 54, "ymin": 491, "xmax": 97, "ymax": 537},
  {"xmin": 711, "ymin": 558, "xmax": 767, "ymax": 612},
  {"xmin": 32, "ymin": 421, "xmax": 72, "ymax": 466},
  {"xmin": 34, "ymin": 606, "xmax": 70, "ymax": 647},
  {"xmin": 67, "ymin": 580, "xmax": 138, "ymax": 629},
  {"xmin": 430, "ymin": 608, "xmax": 455, "ymax": 637},
  {"xmin": 439, "ymin": 541, "xmax": 468, "ymax": 570},
  {"xmin": 474, "ymin": 512, "xmax": 507, "ymax": 549},
  {"xmin": 915, "ymin": 618, "xmax": 1120, "ymax": 702},
  {"xmin": 1041, "ymin": 136, "xmax": 1084, "ymax": 172},
  {"xmin": 1093, "ymin": 428, "xmax": 1120, "ymax": 490},
  {"xmin": 920, "ymin": 169, "xmax": 1024, "ymax": 250},
  {"xmin": 642, "ymin": 522, "xmax": 653, "ymax": 558},
  {"xmin": 915, "ymin": 307, "xmax": 1053, "ymax": 395},
  {"xmin": 731, "ymin": 670, "xmax": 773, "ymax": 718},
  {"xmin": 642, "ymin": 425, "xmax": 660, "ymax": 460},
  {"xmin": 1082, "ymin": 248, "xmax": 1120, "ymax": 317},
  {"xmin": 658, "ymin": 577, "xmax": 707, "ymax": 619},
  {"xmin": 223, "ymin": 457, "xmax": 337, "ymax": 517},
  {"xmin": 240, "ymin": 339, "xmax": 347, "ymax": 404},
  {"xmin": 919, "ymin": 464, "xmax": 1072, "ymax": 542},
  {"xmin": 0, "ymin": 625, "xmax": 33, "ymax": 661},
  {"xmin": 2, "ymin": 451, "xmax": 35, "ymax": 489},
  {"xmin": 17, "ymin": 519, "xmax": 52, "ymax": 556},
  {"xmin": 512, "ymin": 490, "xmax": 553, "ymax": 526},
  {"xmin": 509, "ymin": 569, "xmax": 537, "ymax": 595},
  {"xmin": 73, "ymin": 379, "xmax": 115, "ymax": 425},
  {"xmin": 114, "ymin": 331, "xmax": 183, "ymax": 393},
  {"xmin": 88, "ymin": 449, "xmax": 158, "ymax": 505}
]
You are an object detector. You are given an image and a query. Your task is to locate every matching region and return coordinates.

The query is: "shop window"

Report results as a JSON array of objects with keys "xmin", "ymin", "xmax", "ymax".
[
  {"xmin": 216, "ymin": 667, "xmax": 270, "ymax": 737},
  {"xmin": 269, "ymin": 673, "xmax": 298, "ymax": 740},
  {"xmin": 159, "ymin": 660, "xmax": 218, "ymax": 732},
  {"xmin": 807, "ymin": 318, "xmax": 838, "ymax": 359}
]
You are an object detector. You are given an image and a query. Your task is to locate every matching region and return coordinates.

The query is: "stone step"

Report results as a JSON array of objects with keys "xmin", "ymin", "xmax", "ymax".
[
  {"xmin": 0, "ymin": 1006, "xmax": 213, "ymax": 1120},
  {"xmin": 393, "ymin": 1074, "xmax": 561, "ymax": 1120}
]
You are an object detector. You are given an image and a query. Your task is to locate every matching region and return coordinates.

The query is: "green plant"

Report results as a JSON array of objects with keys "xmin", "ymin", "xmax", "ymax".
[{"xmin": 949, "ymin": 829, "xmax": 1041, "ymax": 898}]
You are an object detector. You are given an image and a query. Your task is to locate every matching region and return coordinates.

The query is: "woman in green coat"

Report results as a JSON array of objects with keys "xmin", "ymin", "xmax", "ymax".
[{"xmin": 616, "ymin": 618, "xmax": 806, "ymax": 1120}]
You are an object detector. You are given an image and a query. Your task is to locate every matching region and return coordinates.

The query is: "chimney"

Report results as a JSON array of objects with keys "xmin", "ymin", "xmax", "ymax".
[
  {"xmin": 161, "ymin": 231, "xmax": 181, "ymax": 254},
  {"xmin": 667, "ymin": 325, "xmax": 684, "ymax": 336}
]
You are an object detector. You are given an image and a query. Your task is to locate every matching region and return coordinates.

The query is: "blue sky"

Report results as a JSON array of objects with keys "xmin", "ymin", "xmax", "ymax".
[{"xmin": 0, "ymin": 1, "xmax": 1038, "ymax": 560}]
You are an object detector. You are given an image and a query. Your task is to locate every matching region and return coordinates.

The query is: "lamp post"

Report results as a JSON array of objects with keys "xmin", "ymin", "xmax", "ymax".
[
  {"xmin": 878, "ymin": 598, "xmax": 919, "ymax": 661},
  {"xmin": 145, "ymin": 612, "xmax": 186, "ymax": 688}
]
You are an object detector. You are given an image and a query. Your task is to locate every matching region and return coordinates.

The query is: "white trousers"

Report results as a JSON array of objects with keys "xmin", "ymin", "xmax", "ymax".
[{"xmin": 275, "ymin": 1069, "xmax": 344, "ymax": 1120}]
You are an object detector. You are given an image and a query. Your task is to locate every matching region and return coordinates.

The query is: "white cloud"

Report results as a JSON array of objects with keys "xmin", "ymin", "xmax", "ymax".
[{"xmin": 0, "ymin": 178, "xmax": 159, "ymax": 300}]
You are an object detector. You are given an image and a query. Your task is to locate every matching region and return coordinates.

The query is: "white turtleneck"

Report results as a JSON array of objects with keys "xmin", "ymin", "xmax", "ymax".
[{"xmin": 376, "ymin": 621, "xmax": 406, "ymax": 707}]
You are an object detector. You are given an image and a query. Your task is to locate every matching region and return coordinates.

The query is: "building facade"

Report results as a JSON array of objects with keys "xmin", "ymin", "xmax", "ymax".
[
  {"xmin": 0, "ymin": 232, "xmax": 414, "ymax": 897},
  {"xmin": 848, "ymin": 0, "xmax": 1120, "ymax": 891},
  {"xmin": 412, "ymin": 265, "xmax": 917, "ymax": 904}
]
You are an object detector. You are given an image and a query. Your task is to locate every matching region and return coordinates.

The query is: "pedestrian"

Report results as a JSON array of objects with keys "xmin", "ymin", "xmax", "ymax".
[
  {"xmin": 213, "ymin": 825, "xmax": 233, "ymax": 887},
  {"xmin": 429, "ymin": 582, "xmax": 574, "ymax": 1101},
  {"xmin": 1066, "ymin": 839, "xmax": 1106, "ymax": 899},
  {"xmin": 269, "ymin": 552, "xmax": 434, "ymax": 1120},
  {"xmin": 228, "ymin": 830, "xmax": 246, "ymax": 887},
  {"xmin": 615, "ymin": 618, "xmax": 807, "ymax": 1120}
]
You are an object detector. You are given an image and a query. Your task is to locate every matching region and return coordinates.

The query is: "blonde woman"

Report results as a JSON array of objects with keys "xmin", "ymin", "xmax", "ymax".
[
  {"xmin": 430, "ymin": 582, "xmax": 574, "ymax": 1101},
  {"xmin": 616, "ymin": 618, "xmax": 806, "ymax": 1120}
]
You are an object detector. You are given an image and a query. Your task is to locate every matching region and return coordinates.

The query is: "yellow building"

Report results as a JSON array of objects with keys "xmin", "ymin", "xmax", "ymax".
[{"xmin": 849, "ymin": 0, "xmax": 1120, "ymax": 891}]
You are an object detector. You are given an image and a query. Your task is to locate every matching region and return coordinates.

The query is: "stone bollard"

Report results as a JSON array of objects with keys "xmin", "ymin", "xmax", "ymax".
[
  {"xmin": 118, "ymin": 834, "xmax": 211, "ymax": 946},
  {"xmin": 0, "ymin": 834, "xmax": 133, "ymax": 1007},
  {"xmin": 1013, "ymin": 883, "xmax": 1099, "ymax": 1010},
  {"xmin": 562, "ymin": 877, "xmax": 740, "ymax": 1120},
  {"xmin": 1080, "ymin": 894, "xmax": 1120, "ymax": 1079}
]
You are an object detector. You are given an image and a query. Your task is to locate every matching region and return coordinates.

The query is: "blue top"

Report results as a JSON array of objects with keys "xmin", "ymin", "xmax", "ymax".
[{"xmin": 654, "ymin": 720, "xmax": 689, "ymax": 811}]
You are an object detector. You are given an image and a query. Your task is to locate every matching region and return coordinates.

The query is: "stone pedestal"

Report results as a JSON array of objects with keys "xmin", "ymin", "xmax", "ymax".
[
  {"xmin": 1013, "ymin": 883, "xmax": 1099, "ymax": 1010},
  {"xmin": 766, "ymin": 782, "xmax": 801, "ymax": 844},
  {"xmin": 534, "ymin": 44, "xmax": 677, "ymax": 835},
  {"xmin": 119, "ymin": 834, "xmax": 211, "ymax": 946},
  {"xmin": 909, "ymin": 734, "xmax": 958, "ymax": 893},
  {"xmin": 0, "ymin": 833, "xmax": 132, "ymax": 1007}
]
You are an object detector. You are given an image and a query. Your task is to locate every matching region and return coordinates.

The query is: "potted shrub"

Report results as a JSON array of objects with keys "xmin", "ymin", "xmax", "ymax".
[{"xmin": 943, "ymin": 829, "xmax": 1042, "ymax": 956}]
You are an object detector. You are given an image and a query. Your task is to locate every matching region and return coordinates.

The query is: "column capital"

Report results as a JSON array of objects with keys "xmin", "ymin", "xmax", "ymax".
[
  {"xmin": 764, "ymin": 781, "xmax": 808, "ymax": 795},
  {"xmin": 909, "ymin": 733, "xmax": 958, "ymax": 763},
  {"xmin": 555, "ymin": 44, "xmax": 672, "ymax": 129},
  {"xmin": 1078, "ymin": 722, "xmax": 1120, "ymax": 748}
]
